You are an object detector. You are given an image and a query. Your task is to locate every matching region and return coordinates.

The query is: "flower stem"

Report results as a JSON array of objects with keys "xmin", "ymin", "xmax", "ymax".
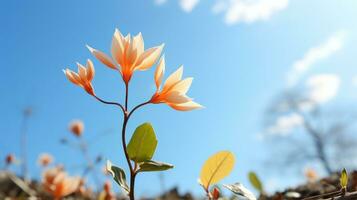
[
  {"xmin": 93, "ymin": 95, "xmax": 125, "ymax": 113},
  {"xmin": 93, "ymin": 86, "xmax": 151, "ymax": 200},
  {"xmin": 123, "ymin": 82, "xmax": 136, "ymax": 200}
]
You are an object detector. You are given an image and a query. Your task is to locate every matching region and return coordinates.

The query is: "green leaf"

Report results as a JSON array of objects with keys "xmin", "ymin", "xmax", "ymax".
[
  {"xmin": 127, "ymin": 123, "xmax": 158, "ymax": 162},
  {"xmin": 223, "ymin": 183, "xmax": 257, "ymax": 200},
  {"xmin": 138, "ymin": 160, "xmax": 174, "ymax": 172},
  {"xmin": 248, "ymin": 171, "xmax": 263, "ymax": 193},
  {"xmin": 106, "ymin": 160, "xmax": 129, "ymax": 194},
  {"xmin": 340, "ymin": 168, "xmax": 348, "ymax": 188}
]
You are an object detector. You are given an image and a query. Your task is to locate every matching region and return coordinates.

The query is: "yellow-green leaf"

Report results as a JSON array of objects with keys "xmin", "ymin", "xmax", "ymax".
[
  {"xmin": 127, "ymin": 123, "xmax": 158, "ymax": 162},
  {"xmin": 248, "ymin": 171, "xmax": 263, "ymax": 193},
  {"xmin": 340, "ymin": 168, "xmax": 348, "ymax": 188},
  {"xmin": 199, "ymin": 151, "xmax": 235, "ymax": 189},
  {"xmin": 138, "ymin": 160, "xmax": 174, "ymax": 172}
]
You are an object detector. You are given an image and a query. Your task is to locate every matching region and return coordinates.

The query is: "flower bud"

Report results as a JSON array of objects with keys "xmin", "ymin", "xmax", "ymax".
[{"xmin": 69, "ymin": 120, "xmax": 84, "ymax": 137}]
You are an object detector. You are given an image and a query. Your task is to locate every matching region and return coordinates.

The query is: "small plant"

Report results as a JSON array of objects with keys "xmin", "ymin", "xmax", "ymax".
[
  {"xmin": 223, "ymin": 182, "xmax": 256, "ymax": 200},
  {"xmin": 248, "ymin": 171, "xmax": 264, "ymax": 195},
  {"xmin": 198, "ymin": 151, "xmax": 235, "ymax": 200},
  {"xmin": 64, "ymin": 29, "xmax": 202, "ymax": 200},
  {"xmin": 340, "ymin": 168, "xmax": 348, "ymax": 195},
  {"xmin": 198, "ymin": 151, "xmax": 257, "ymax": 200}
]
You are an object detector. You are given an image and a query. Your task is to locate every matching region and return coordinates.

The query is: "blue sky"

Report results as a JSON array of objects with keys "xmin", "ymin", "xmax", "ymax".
[{"xmin": 1, "ymin": 0, "xmax": 357, "ymax": 197}]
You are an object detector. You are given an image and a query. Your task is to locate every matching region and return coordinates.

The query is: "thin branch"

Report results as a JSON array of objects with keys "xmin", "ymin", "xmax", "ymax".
[
  {"xmin": 303, "ymin": 190, "xmax": 357, "ymax": 200},
  {"xmin": 127, "ymin": 101, "xmax": 151, "ymax": 120},
  {"xmin": 93, "ymin": 95, "xmax": 125, "ymax": 113}
]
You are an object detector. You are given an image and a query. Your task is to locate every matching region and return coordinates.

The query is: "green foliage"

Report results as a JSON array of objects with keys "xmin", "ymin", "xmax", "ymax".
[
  {"xmin": 248, "ymin": 171, "xmax": 263, "ymax": 193},
  {"xmin": 340, "ymin": 168, "xmax": 348, "ymax": 189},
  {"xmin": 127, "ymin": 123, "xmax": 158, "ymax": 163},
  {"xmin": 138, "ymin": 160, "xmax": 174, "ymax": 172},
  {"xmin": 107, "ymin": 160, "xmax": 129, "ymax": 194}
]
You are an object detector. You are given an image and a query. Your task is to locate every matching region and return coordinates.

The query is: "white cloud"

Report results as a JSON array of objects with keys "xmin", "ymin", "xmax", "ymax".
[
  {"xmin": 179, "ymin": 0, "xmax": 200, "ymax": 12},
  {"xmin": 306, "ymin": 74, "xmax": 340, "ymax": 104},
  {"xmin": 155, "ymin": 0, "xmax": 167, "ymax": 5},
  {"xmin": 287, "ymin": 31, "xmax": 347, "ymax": 87},
  {"xmin": 212, "ymin": 0, "xmax": 289, "ymax": 25},
  {"xmin": 267, "ymin": 113, "xmax": 304, "ymax": 136}
]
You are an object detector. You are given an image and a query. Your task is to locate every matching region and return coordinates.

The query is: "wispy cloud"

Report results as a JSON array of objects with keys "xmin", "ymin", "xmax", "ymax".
[
  {"xmin": 179, "ymin": 0, "xmax": 200, "ymax": 12},
  {"xmin": 267, "ymin": 113, "xmax": 304, "ymax": 136},
  {"xmin": 306, "ymin": 74, "xmax": 340, "ymax": 104},
  {"xmin": 287, "ymin": 31, "xmax": 347, "ymax": 87},
  {"xmin": 212, "ymin": 0, "xmax": 289, "ymax": 25},
  {"xmin": 154, "ymin": 0, "xmax": 167, "ymax": 5},
  {"xmin": 154, "ymin": 0, "xmax": 200, "ymax": 12}
]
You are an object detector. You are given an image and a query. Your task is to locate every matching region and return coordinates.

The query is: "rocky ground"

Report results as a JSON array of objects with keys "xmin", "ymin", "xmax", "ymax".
[
  {"xmin": 1, "ymin": 170, "xmax": 357, "ymax": 199},
  {"xmin": 260, "ymin": 171, "xmax": 357, "ymax": 200}
]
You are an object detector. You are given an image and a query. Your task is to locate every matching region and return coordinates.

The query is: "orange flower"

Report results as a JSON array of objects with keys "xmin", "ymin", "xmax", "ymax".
[
  {"xmin": 64, "ymin": 59, "xmax": 95, "ymax": 95},
  {"xmin": 38, "ymin": 153, "xmax": 54, "ymax": 167},
  {"xmin": 150, "ymin": 56, "xmax": 203, "ymax": 111},
  {"xmin": 69, "ymin": 120, "xmax": 84, "ymax": 137},
  {"xmin": 304, "ymin": 167, "xmax": 318, "ymax": 182},
  {"xmin": 42, "ymin": 167, "xmax": 80, "ymax": 200},
  {"xmin": 87, "ymin": 29, "xmax": 164, "ymax": 84},
  {"xmin": 99, "ymin": 180, "xmax": 115, "ymax": 200},
  {"xmin": 5, "ymin": 154, "xmax": 15, "ymax": 165}
]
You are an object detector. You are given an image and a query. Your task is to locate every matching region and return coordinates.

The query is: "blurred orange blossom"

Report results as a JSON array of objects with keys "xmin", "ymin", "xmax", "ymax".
[
  {"xmin": 304, "ymin": 167, "xmax": 319, "ymax": 182},
  {"xmin": 42, "ymin": 166, "xmax": 80, "ymax": 200},
  {"xmin": 69, "ymin": 120, "xmax": 84, "ymax": 137},
  {"xmin": 38, "ymin": 153, "xmax": 54, "ymax": 167},
  {"xmin": 5, "ymin": 154, "xmax": 15, "ymax": 165}
]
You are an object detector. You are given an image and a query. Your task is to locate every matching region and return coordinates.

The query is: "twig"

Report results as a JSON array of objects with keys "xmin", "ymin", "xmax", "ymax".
[{"xmin": 303, "ymin": 191, "xmax": 357, "ymax": 200}]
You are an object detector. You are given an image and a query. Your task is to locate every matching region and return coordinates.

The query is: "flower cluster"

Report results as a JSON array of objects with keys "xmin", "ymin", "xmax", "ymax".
[
  {"xmin": 64, "ymin": 29, "xmax": 202, "ymax": 111},
  {"xmin": 42, "ymin": 166, "xmax": 80, "ymax": 199}
]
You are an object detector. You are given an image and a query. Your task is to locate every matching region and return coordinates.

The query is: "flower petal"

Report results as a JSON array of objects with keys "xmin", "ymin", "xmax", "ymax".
[
  {"xmin": 155, "ymin": 56, "xmax": 165, "ymax": 89},
  {"xmin": 111, "ymin": 29, "xmax": 125, "ymax": 67},
  {"xmin": 165, "ymin": 92, "xmax": 192, "ymax": 104},
  {"xmin": 87, "ymin": 45, "xmax": 117, "ymax": 70},
  {"xmin": 135, "ymin": 44, "xmax": 164, "ymax": 71},
  {"xmin": 169, "ymin": 77, "xmax": 193, "ymax": 95},
  {"xmin": 76, "ymin": 62, "xmax": 87, "ymax": 81},
  {"xmin": 133, "ymin": 32, "xmax": 144, "ymax": 56},
  {"xmin": 168, "ymin": 101, "xmax": 203, "ymax": 111},
  {"xmin": 162, "ymin": 66, "xmax": 183, "ymax": 93},
  {"xmin": 86, "ymin": 59, "xmax": 95, "ymax": 81},
  {"xmin": 64, "ymin": 69, "xmax": 80, "ymax": 85},
  {"xmin": 125, "ymin": 37, "xmax": 138, "ymax": 69}
]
